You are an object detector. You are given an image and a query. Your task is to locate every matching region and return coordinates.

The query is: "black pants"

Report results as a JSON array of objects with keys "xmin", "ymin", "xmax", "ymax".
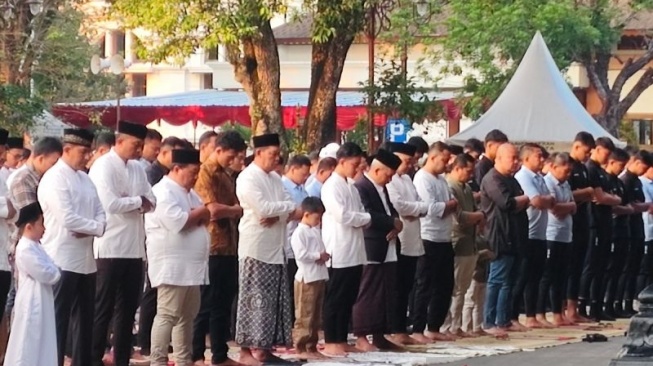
[
  {"xmin": 567, "ymin": 225, "xmax": 589, "ymax": 300},
  {"xmin": 637, "ymin": 241, "xmax": 653, "ymax": 295},
  {"xmin": 411, "ymin": 241, "xmax": 454, "ymax": 333},
  {"xmin": 137, "ymin": 273, "xmax": 157, "ymax": 354},
  {"xmin": 192, "ymin": 256, "xmax": 238, "ymax": 364},
  {"xmin": 512, "ymin": 239, "xmax": 547, "ymax": 318},
  {"xmin": 580, "ymin": 226, "xmax": 612, "ymax": 303},
  {"xmin": 538, "ymin": 242, "xmax": 567, "ymax": 314},
  {"xmin": 392, "ymin": 254, "xmax": 419, "ymax": 334},
  {"xmin": 92, "ymin": 258, "xmax": 144, "ymax": 366},
  {"xmin": 0, "ymin": 271, "xmax": 11, "ymax": 320},
  {"xmin": 603, "ymin": 238, "xmax": 628, "ymax": 305},
  {"xmin": 618, "ymin": 237, "xmax": 644, "ymax": 302},
  {"xmin": 287, "ymin": 258, "xmax": 298, "ymax": 326},
  {"xmin": 323, "ymin": 265, "xmax": 362, "ymax": 343},
  {"xmin": 54, "ymin": 271, "xmax": 96, "ymax": 366}
]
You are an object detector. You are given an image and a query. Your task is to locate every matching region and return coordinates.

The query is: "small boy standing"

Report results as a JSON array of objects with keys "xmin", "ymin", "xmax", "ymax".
[
  {"xmin": 291, "ymin": 197, "xmax": 329, "ymax": 359},
  {"xmin": 5, "ymin": 202, "xmax": 61, "ymax": 365}
]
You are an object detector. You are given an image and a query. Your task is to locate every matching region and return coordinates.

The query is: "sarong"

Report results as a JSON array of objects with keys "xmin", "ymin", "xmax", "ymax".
[
  {"xmin": 235, "ymin": 257, "xmax": 292, "ymax": 349},
  {"xmin": 351, "ymin": 262, "xmax": 397, "ymax": 335}
]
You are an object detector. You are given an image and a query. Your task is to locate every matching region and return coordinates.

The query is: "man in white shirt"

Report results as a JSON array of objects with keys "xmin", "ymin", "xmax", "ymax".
[
  {"xmin": 384, "ymin": 142, "xmax": 429, "ymax": 345},
  {"xmin": 146, "ymin": 149, "xmax": 210, "ymax": 366},
  {"xmin": 39, "ymin": 129, "xmax": 106, "ymax": 366},
  {"xmin": 138, "ymin": 129, "xmax": 162, "ymax": 170},
  {"xmin": 351, "ymin": 149, "xmax": 403, "ymax": 352},
  {"xmin": 234, "ymin": 133, "xmax": 300, "ymax": 364},
  {"xmin": 87, "ymin": 132, "xmax": 115, "ymax": 171},
  {"xmin": 321, "ymin": 142, "xmax": 371, "ymax": 356},
  {"xmin": 412, "ymin": 142, "xmax": 458, "ymax": 342},
  {"xmin": 89, "ymin": 120, "xmax": 156, "ymax": 366},
  {"xmin": 514, "ymin": 143, "xmax": 554, "ymax": 330},
  {"xmin": 0, "ymin": 128, "xmax": 15, "ymax": 357},
  {"xmin": 281, "ymin": 155, "xmax": 311, "ymax": 324},
  {"xmin": 539, "ymin": 152, "xmax": 576, "ymax": 327}
]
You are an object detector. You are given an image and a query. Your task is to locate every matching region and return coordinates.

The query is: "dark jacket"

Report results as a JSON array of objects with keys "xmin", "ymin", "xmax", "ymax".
[
  {"xmin": 480, "ymin": 168, "xmax": 528, "ymax": 255},
  {"xmin": 355, "ymin": 175, "xmax": 399, "ymax": 263},
  {"xmin": 146, "ymin": 160, "xmax": 169, "ymax": 186}
]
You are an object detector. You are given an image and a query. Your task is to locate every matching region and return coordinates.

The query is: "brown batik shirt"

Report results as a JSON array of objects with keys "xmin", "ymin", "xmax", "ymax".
[{"xmin": 195, "ymin": 158, "xmax": 239, "ymax": 256}]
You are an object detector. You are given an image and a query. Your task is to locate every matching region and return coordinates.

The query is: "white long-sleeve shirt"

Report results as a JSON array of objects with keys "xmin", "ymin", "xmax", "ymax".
[
  {"xmin": 89, "ymin": 149, "xmax": 155, "ymax": 259},
  {"xmin": 146, "ymin": 177, "xmax": 210, "ymax": 287},
  {"xmin": 387, "ymin": 173, "xmax": 429, "ymax": 256},
  {"xmin": 39, "ymin": 160, "xmax": 106, "ymax": 274},
  {"xmin": 0, "ymin": 174, "xmax": 13, "ymax": 272},
  {"xmin": 291, "ymin": 223, "xmax": 329, "ymax": 283},
  {"xmin": 414, "ymin": 169, "xmax": 453, "ymax": 243},
  {"xmin": 236, "ymin": 163, "xmax": 296, "ymax": 264},
  {"xmin": 321, "ymin": 173, "xmax": 371, "ymax": 268}
]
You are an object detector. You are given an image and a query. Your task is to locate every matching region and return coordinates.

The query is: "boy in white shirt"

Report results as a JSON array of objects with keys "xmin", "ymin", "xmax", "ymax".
[{"xmin": 291, "ymin": 197, "xmax": 329, "ymax": 359}]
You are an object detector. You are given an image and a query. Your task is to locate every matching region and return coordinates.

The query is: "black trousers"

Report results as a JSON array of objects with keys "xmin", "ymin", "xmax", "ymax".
[
  {"xmin": 580, "ymin": 226, "xmax": 612, "ymax": 303},
  {"xmin": 618, "ymin": 237, "xmax": 644, "ymax": 302},
  {"xmin": 92, "ymin": 258, "xmax": 144, "ymax": 366},
  {"xmin": 192, "ymin": 256, "xmax": 238, "ymax": 364},
  {"xmin": 54, "ymin": 271, "xmax": 96, "ymax": 366},
  {"xmin": 512, "ymin": 239, "xmax": 547, "ymax": 318},
  {"xmin": 603, "ymin": 238, "xmax": 628, "ymax": 305},
  {"xmin": 538, "ymin": 242, "xmax": 567, "ymax": 314},
  {"xmin": 287, "ymin": 258, "xmax": 298, "ymax": 326},
  {"xmin": 411, "ymin": 241, "xmax": 454, "ymax": 333},
  {"xmin": 567, "ymin": 225, "xmax": 589, "ymax": 300},
  {"xmin": 391, "ymin": 254, "xmax": 419, "ymax": 334},
  {"xmin": 637, "ymin": 241, "xmax": 653, "ymax": 295},
  {"xmin": 0, "ymin": 270, "xmax": 11, "ymax": 320},
  {"xmin": 136, "ymin": 275, "xmax": 156, "ymax": 354},
  {"xmin": 323, "ymin": 265, "xmax": 362, "ymax": 343}
]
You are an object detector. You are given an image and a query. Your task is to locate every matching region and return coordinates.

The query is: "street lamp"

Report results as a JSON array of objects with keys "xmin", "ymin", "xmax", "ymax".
[
  {"xmin": 27, "ymin": 0, "xmax": 43, "ymax": 16},
  {"xmin": 0, "ymin": 3, "xmax": 13, "ymax": 23}
]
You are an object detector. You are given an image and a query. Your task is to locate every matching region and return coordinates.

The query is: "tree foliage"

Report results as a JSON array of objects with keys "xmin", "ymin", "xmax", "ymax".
[
  {"xmin": 0, "ymin": 85, "xmax": 47, "ymax": 135},
  {"xmin": 421, "ymin": 0, "xmax": 653, "ymax": 135}
]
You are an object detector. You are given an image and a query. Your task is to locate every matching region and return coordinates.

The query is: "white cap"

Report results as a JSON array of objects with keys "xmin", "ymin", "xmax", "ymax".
[{"xmin": 319, "ymin": 143, "xmax": 340, "ymax": 159}]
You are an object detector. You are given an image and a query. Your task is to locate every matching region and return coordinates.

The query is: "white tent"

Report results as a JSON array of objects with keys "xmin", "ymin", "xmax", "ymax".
[
  {"xmin": 31, "ymin": 111, "xmax": 72, "ymax": 137},
  {"xmin": 448, "ymin": 32, "xmax": 624, "ymax": 147}
]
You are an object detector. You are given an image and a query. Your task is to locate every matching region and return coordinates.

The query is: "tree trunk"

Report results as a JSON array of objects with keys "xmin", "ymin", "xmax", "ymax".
[{"xmin": 227, "ymin": 21, "xmax": 286, "ymax": 150}]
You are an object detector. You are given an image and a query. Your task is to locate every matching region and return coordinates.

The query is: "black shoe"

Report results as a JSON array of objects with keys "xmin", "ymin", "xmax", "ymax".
[
  {"xmin": 624, "ymin": 300, "xmax": 637, "ymax": 316},
  {"xmin": 578, "ymin": 299, "xmax": 589, "ymax": 318},
  {"xmin": 589, "ymin": 302, "xmax": 602, "ymax": 322},
  {"xmin": 613, "ymin": 302, "xmax": 630, "ymax": 318},
  {"xmin": 602, "ymin": 304, "xmax": 617, "ymax": 321}
]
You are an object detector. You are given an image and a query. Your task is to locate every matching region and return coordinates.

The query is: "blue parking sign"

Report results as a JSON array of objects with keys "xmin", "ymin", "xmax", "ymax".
[{"xmin": 385, "ymin": 118, "xmax": 410, "ymax": 143}]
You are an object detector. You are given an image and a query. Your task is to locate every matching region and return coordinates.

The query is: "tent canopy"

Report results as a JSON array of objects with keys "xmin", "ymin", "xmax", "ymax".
[
  {"xmin": 448, "ymin": 32, "xmax": 623, "ymax": 146},
  {"xmin": 52, "ymin": 90, "xmax": 461, "ymax": 131}
]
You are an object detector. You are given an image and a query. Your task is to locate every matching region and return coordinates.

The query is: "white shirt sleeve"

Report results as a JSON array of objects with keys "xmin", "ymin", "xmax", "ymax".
[
  {"xmin": 387, "ymin": 178, "xmax": 429, "ymax": 217},
  {"xmin": 135, "ymin": 164, "xmax": 156, "ymax": 212},
  {"xmin": 414, "ymin": 173, "xmax": 445, "ymax": 219},
  {"xmin": 153, "ymin": 190, "xmax": 189, "ymax": 234},
  {"xmin": 322, "ymin": 180, "xmax": 371, "ymax": 228},
  {"xmin": 89, "ymin": 161, "xmax": 142, "ymax": 214},
  {"xmin": 16, "ymin": 244, "xmax": 61, "ymax": 285},
  {"xmin": 291, "ymin": 228, "xmax": 321, "ymax": 263},
  {"xmin": 236, "ymin": 172, "xmax": 295, "ymax": 219}
]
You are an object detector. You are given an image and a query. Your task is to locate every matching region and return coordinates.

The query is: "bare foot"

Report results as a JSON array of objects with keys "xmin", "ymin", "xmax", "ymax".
[
  {"xmin": 373, "ymin": 335, "xmax": 404, "ymax": 351},
  {"xmin": 472, "ymin": 329, "xmax": 491, "ymax": 337},
  {"xmin": 322, "ymin": 343, "xmax": 347, "ymax": 357},
  {"xmin": 193, "ymin": 361, "xmax": 207, "ymax": 366},
  {"xmin": 553, "ymin": 314, "xmax": 574, "ymax": 327},
  {"xmin": 389, "ymin": 334, "xmax": 420, "ymax": 345},
  {"xmin": 525, "ymin": 318, "xmax": 544, "ymax": 329},
  {"xmin": 239, "ymin": 349, "xmax": 262, "ymax": 366},
  {"xmin": 295, "ymin": 351, "xmax": 327, "ymax": 360},
  {"xmin": 484, "ymin": 327, "xmax": 509, "ymax": 339},
  {"xmin": 536, "ymin": 317, "xmax": 556, "ymax": 329},
  {"xmin": 425, "ymin": 331, "xmax": 456, "ymax": 341},
  {"xmin": 345, "ymin": 343, "xmax": 363, "ymax": 353},
  {"xmin": 508, "ymin": 321, "xmax": 529, "ymax": 332},
  {"xmin": 410, "ymin": 333, "xmax": 434, "ymax": 344},
  {"xmin": 355, "ymin": 337, "xmax": 379, "ymax": 352},
  {"xmin": 450, "ymin": 329, "xmax": 475, "ymax": 338},
  {"xmin": 252, "ymin": 349, "xmax": 290, "ymax": 364}
]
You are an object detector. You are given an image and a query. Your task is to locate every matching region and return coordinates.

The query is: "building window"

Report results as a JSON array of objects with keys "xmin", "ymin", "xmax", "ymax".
[
  {"xmin": 131, "ymin": 74, "xmax": 147, "ymax": 97},
  {"xmin": 99, "ymin": 36, "xmax": 106, "ymax": 58},
  {"xmin": 207, "ymin": 46, "xmax": 219, "ymax": 60},
  {"xmin": 115, "ymin": 31, "xmax": 126, "ymax": 56},
  {"xmin": 202, "ymin": 74, "xmax": 213, "ymax": 89},
  {"xmin": 634, "ymin": 120, "xmax": 652, "ymax": 145},
  {"xmin": 618, "ymin": 35, "xmax": 647, "ymax": 51}
]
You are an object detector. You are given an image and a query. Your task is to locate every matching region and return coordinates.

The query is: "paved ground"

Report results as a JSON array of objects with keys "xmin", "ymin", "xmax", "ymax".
[{"xmin": 442, "ymin": 336, "xmax": 626, "ymax": 366}]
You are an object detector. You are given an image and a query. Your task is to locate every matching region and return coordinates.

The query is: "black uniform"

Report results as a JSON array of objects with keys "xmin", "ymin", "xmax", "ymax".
[
  {"xmin": 602, "ymin": 174, "xmax": 628, "ymax": 314},
  {"xmin": 567, "ymin": 157, "xmax": 591, "ymax": 301}
]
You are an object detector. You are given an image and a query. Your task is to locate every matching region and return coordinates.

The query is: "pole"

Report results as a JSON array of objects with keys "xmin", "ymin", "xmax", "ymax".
[
  {"xmin": 367, "ymin": 5, "xmax": 375, "ymax": 153},
  {"xmin": 401, "ymin": 42, "xmax": 408, "ymax": 81},
  {"xmin": 116, "ymin": 75, "xmax": 121, "ymax": 130}
]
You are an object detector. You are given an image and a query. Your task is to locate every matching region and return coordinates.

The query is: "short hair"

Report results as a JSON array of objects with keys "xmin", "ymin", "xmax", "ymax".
[
  {"xmin": 450, "ymin": 153, "xmax": 475, "ymax": 169},
  {"xmin": 574, "ymin": 132, "xmax": 595, "ymax": 148},
  {"xmin": 448, "ymin": 144, "xmax": 464, "ymax": 156},
  {"xmin": 317, "ymin": 157, "xmax": 337, "ymax": 171},
  {"xmin": 464, "ymin": 138, "xmax": 484, "ymax": 155},
  {"xmin": 145, "ymin": 129, "xmax": 162, "ymax": 141},
  {"xmin": 161, "ymin": 136, "xmax": 185, "ymax": 149},
  {"xmin": 308, "ymin": 150, "xmax": 320, "ymax": 162},
  {"xmin": 199, "ymin": 131, "xmax": 218, "ymax": 147},
  {"xmin": 428, "ymin": 141, "xmax": 450, "ymax": 155},
  {"xmin": 407, "ymin": 136, "xmax": 429, "ymax": 154},
  {"xmin": 32, "ymin": 137, "xmax": 63, "ymax": 156},
  {"xmin": 94, "ymin": 132, "xmax": 115, "ymax": 149},
  {"xmin": 244, "ymin": 154, "xmax": 254, "ymax": 166},
  {"xmin": 551, "ymin": 152, "xmax": 571, "ymax": 166},
  {"xmin": 181, "ymin": 139, "xmax": 195, "ymax": 149},
  {"xmin": 336, "ymin": 142, "xmax": 364, "ymax": 160},
  {"xmin": 484, "ymin": 129, "xmax": 509, "ymax": 144},
  {"xmin": 301, "ymin": 196, "xmax": 325, "ymax": 214},
  {"xmin": 609, "ymin": 148, "xmax": 630, "ymax": 163},
  {"xmin": 287, "ymin": 155, "xmax": 311, "ymax": 168},
  {"xmin": 216, "ymin": 131, "xmax": 247, "ymax": 152},
  {"xmin": 624, "ymin": 145, "xmax": 639, "ymax": 157},
  {"xmin": 634, "ymin": 150, "xmax": 653, "ymax": 167},
  {"xmin": 596, "ymin": 137, "xmax": 615, "ymax": 151},
  {"xmin": 21, "ymin": 148, "xmax": 31, "ymax": 160},
  {"xmin": 540, "ymin": 146, "xmax": 550, "ymax": 160},
  {"xmin": 519, "ymin": 143, "xmax": 543, "ymax": 160}
]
